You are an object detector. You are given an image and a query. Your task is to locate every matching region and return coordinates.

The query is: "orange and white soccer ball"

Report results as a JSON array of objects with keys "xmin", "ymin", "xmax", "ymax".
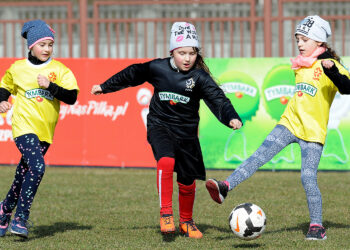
[{"xmin": 229, "ymin": 203, "xmax": 266, "ymax": 240}]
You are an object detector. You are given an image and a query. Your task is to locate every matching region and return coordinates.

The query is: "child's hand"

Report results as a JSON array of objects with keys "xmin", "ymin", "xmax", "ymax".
[
  {"xmin": 0, "ymin": 101, "xmax": 12, "ymax": 113},
  {"xmin": 37, "ymin": 74, "xmax": 50, "ymax": 89},
  {"xmin": 91, "ymin": 85, "xmax": 103, "ymax": 95},
  {"xmin": 229, "ymin": 119, "xmax": 242, "ymax": 130},
  {"xmin": 321, "ymin": 60, "xmax": 334, "ymax": 69}
]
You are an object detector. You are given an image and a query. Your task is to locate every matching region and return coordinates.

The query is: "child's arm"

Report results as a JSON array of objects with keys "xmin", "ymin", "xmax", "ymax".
[
  {"xmin": 0, "ymin": 101, "xmax": 11, "ymax": 113},
  {"xmin": 46, "ymin": 83, "xmax": 77, "ymax": 105},
  {"xmin": 99, "ymin": 62, "xmax": 151, "ymax": 94},
  {"xmin": 321, "ymin": 60, "xmax": 350, "ymax": 94},
  {"xmin": 200, "ymin": 72, "xmax": 242, "ymax": 130},
  {"xmin": 0, "ymin": 87, "xmax": 11, "ymax": 102},
  {"xmin": 38, "ymin": 74, "xmax": 78, "ymax": 105},
  {"xmin": 0, "ymin": 88, "xmax": 12, "ymax": 113},
  {"xmin": 91, "ymin": 85, "xmax": 102, "ymax": 95}
]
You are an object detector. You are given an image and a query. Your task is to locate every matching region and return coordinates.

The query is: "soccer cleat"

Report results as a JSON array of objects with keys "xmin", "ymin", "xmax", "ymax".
[
  {"xmin": 179, "ymin": 220, "xmax": 203, "ymax": 239},
  {"xmin": 0, "ymin": 202, "xmax": 12, "ymax": 237},
  {"xmin": 10, "ymin": 217, "xmax": 31, "ymax": 238},
  {"xmin": 305, "ymin": 224, "xmax": 327, "ymax": 240},
  {"xmin": 160, "ymin": 214, "xmax": 175, "ymax": 234},
  {"xmin": 205, "ymin": 179, "xmax": 228, "ymax": 204}
]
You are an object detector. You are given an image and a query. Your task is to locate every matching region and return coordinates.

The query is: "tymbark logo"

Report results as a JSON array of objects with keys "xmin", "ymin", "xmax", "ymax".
[
  {"xmin": 25, "ymin": 88, "xmax": 54, "ymax": 101},
  {"xmin": 159, "ymin": 92, "xmax": 190, "ymax": 104},
  {"xmin": 295, "ymin": 82, "xmax": 317, "ymax": 97}
]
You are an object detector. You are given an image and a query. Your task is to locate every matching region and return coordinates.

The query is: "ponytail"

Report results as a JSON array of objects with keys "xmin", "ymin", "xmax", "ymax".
[{"xmin": 323, "ymin": 44, "xmax": 341, "ymax": 63}]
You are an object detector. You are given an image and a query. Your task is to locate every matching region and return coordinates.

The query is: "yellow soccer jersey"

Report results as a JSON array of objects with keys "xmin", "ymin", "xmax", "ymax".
[
  {"xmin": 0, "ymin": 58, "xmax": 79, "ymax": 144},
  {"xmin": 278, "ymin": 59, "xmax": 349, "ymax": 144}
]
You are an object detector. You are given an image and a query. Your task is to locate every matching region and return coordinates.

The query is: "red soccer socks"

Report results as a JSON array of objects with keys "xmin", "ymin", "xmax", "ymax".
[{"xmin": 157, "ymin": 157, "xmax": 175, "ymax": 216}]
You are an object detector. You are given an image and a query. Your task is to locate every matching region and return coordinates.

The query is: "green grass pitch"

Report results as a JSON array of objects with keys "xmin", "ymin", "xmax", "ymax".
[{"xmin": 0, "ymin": 166, "xmax": 349, "ymax": 249}]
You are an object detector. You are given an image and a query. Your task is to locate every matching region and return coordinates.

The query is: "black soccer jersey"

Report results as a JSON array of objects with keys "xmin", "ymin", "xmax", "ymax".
[{"xmin": 100, "ymin": 57, "xmax": 242, "ymax": 138}]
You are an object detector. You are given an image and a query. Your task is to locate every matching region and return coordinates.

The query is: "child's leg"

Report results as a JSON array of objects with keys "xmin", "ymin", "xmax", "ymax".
[
  {"xmin": 226, "ymin": 125, "xmax": 296, "ymax": 190},
  {"xmin": 2, "ymin": 158, "xmax": 29, "ymax": 213},
  {"xmin": 12, "ymin": 134, "xmax": 49, "ymax": 220},
  {"xmin": 298, "ymin": 140, "xmax": 323, "ymax": 225},
  {"xmin": 177, "ymin": 177, "xmax": 202, "ymax": 238},
  {"xmin": 157, "ymin": 157, "xmax": 175, "ymax": 216},
  {"xmin": 177, "ymin": 179, "xmax": 196, "ymax": 222}
]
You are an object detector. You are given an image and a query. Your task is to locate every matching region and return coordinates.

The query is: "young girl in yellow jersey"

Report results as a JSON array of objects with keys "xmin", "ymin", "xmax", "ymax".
[
  {"xmin": 206, "ymin": 15, "xmax": 350, "ymax": 240},
  {"xmin": 0, "ymin": 19, "xmax": 79, "ymax": 238}
]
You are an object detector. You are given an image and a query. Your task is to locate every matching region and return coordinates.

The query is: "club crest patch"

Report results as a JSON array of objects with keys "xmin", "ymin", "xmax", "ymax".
[{"xmin": 185, "ymin": 78, "xmax": 195, "ymax": 91}]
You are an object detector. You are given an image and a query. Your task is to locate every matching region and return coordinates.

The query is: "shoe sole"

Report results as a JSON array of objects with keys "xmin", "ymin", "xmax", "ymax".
[
  {"xmin": 10, "ymin": 229, "xmax": 28, "ymax": 238},
  {"xmin": 161, "ymin": 230, "xmax": 175, "ymax": 234},
  {"xmin": 205, "ymin": 180, "xmax": 223, "ymax": 204},
  {"xmin": 305, "ymin": 236, "xmax": 327, "ymax": 240}
]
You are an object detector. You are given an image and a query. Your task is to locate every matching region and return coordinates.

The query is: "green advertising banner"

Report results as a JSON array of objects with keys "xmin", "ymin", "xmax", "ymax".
[{"xmin": 200, "ymin": 58, "xmax": 350, "ymax": 170}]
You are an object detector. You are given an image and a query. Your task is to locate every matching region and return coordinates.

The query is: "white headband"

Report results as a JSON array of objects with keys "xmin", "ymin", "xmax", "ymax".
[
  {"xmin": 169, "ymin": 22, "xmax": 199, "ymax": 52},
  {"xmin": 295, "ymin": 15, "xmax": 331, "ymax": 42}
]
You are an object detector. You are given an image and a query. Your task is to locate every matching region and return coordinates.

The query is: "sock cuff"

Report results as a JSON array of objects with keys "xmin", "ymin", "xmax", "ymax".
[
  {"xmin": 157, "ymin": 157, "xmax": 175, "ymax": 172},
  {"xmin": 177, "ymin": 180, "xmax": 196, "ymax": 191}
]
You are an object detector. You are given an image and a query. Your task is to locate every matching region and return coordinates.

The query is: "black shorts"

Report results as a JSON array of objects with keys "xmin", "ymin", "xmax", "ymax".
[{"xmin": 147, "ymin": 125, "xmax": 206, "ymax": 182}]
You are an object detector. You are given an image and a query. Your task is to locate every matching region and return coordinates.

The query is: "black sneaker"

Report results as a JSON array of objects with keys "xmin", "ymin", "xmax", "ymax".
[
  {"xmin": 305, "ymin": 224, "xmax": 327, "ymax": 240},
  {"xmin": 205, "ymin": 179, "xmax": 228, "ymax": 204}
]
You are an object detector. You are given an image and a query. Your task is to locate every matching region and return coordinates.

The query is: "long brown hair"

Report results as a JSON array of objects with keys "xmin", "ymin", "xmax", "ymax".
[
  {"xmin": 194, "ymin": 47, "xmax": 212, "ymax": 76},
  {"xmin": 170, "ymin": 47, "xmax": 213, "ymax": 76},
  {"xmin": 323, "ymin": 43, "xmax": 341, "ymax": 63}
]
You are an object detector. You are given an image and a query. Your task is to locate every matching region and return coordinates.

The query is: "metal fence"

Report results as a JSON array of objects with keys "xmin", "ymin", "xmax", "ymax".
[{"xmin": 0, "ymin": 0, "xmax": 349, "ymax": 58}]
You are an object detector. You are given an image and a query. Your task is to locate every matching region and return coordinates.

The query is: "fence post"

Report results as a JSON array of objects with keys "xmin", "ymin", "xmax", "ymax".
[
  {"xmin": 264, "ymin": 0, "xmax": 272, "ymax": 57},
  {"xmin": 79, "ymin": 0, "xmax": 88, "ymax": 57}
]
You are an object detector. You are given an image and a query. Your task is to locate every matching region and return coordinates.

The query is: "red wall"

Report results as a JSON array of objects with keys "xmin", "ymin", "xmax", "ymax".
[{"xmin": 0, "ymin": 58, "xmax": 156, "ymax": 167}]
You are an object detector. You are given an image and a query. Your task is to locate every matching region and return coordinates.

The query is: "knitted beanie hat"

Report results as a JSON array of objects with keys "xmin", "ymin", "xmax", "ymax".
[
  {"xmin": 295, "ymin": 15, "xmax": 331, "ymax": 42},
  {"xmin": 169, "ymin": 22, "xmax": 199, "ymax": 52},
  {"xmin": 21, "ymin": 19, "xmax": 55, "ymax": 49}
]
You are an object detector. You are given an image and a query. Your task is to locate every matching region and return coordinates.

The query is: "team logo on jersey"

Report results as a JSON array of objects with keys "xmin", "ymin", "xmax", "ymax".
[
  {"xmin": 313, "ymin": 67, "xmax": 323, "ymax": 81},
  {"xmin": 295, "ymin": 82, "xmax": 317, "ymax": 97},
  {"xmin": 48, "ymin": 72, "xmax": 57, "ymax": 82},
  {"xmin": 185, "ymin": 78, "xmax": 195, "ymax": 91},
  {"xmin": 159, "ymin": 92, "xmax": 190, "ymax": 105},
  {"xmin": 25, "ymin": 88, "xmax": 54, "ymax": 102}
]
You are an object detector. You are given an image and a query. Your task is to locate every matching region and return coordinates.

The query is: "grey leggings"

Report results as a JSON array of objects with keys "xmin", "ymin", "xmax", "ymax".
[{"xmin": 226, "ymin": 124, "xmax": 324, "ymax": 225}]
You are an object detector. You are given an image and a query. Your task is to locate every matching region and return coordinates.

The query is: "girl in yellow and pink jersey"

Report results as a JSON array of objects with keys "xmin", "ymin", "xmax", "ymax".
[
  {"xmin": 0, "ymin": 19, "xmax": 79, "ymax": 238},
  {"xmin": 206, "ymin": 15, "xmax": 350, "ymax": 241}
]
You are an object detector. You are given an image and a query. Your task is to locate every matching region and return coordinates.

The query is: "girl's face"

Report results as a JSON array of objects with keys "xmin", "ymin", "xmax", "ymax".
[
  {"xmin": 31, "ymin": 39, "xmax": 54, "ymax": 61},
  {"xmin": 172, "ymin": 47, "xmax": 197, "ymax": 71},
  {"xmin": 296, "ymin": 34, "xmax": 322, "ymax": 57}
]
